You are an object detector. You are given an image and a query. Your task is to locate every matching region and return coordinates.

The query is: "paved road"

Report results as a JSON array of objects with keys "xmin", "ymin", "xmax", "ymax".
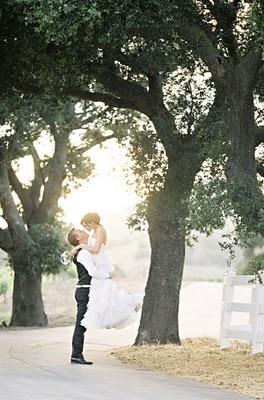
[
  {"xmin": 0, "ymin": 327, "xmax": 253, "ymax": 400},
  {"xmin": 0, "ymin": 282, "xmax": 255, "ymax": 400}
]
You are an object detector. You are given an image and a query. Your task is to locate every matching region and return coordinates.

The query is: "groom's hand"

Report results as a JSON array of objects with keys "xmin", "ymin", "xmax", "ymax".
[
  {"xmin": 70, "ymin": 243, "xmax": 89, "ymax": 256},
  {"xmin": 70, "ymin": 244, "xmax": 83, "ymax": 257}
]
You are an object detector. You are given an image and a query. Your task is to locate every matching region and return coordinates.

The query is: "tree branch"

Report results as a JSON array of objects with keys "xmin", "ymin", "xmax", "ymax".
[
  {"xmin": 147, "ymin": 74, "xmax": 164, "ymax": 104},
  {"xmin": 64, "ymin": 88, "xmax": 137, "ymax": 111},
  {"xmin": 114, "ymin": 51, "xmax": 155, "ymax": 75},
  {"xmin": 256, "ymin": 162, "xmax": 264, "ymax": 177},
  {"xmin": 0, "ymin": 158, "xmax": 28, "ymax": 245},
  {"xmin": 93, "ymin": 56, "xmax": 156, "ymax": 116},
  {"xmin": 231, "ymin": 0, "xmax": 241, "ymax": 8},
  {"xmin": 240, "ymin": 46, "xmax": 263, "ymax": 87},
  {"xmin": 32, "ymin": 127, "xmax": 69, "ymax": 223},
  {"xmin": 255, "ymin": 125, "xmax": 264, "ymax": 147},
  {"xmin": 0, "ymin": 227, "xmax": 14, "ymax": 252},
  {"xmin": 75, "ymin": 132, "xmax": 116, "ymax": 154},
  {"xmin": 68, "ymin": 114, "xmax": 98, "ymax": 131},
  {"xmin": 176, "ymin": 22, "xmax": 228, "ymax": 85},
  {"xmin": 8, "ymin": 167, "xmax": 34, "ymax": 222},
  {"xmin": 202, "ymin": 0, "xmax": 240, "ymax": 63},
  {"xmin": 29, "ymin": 144, "xmax": 45, "ymax": 208}
]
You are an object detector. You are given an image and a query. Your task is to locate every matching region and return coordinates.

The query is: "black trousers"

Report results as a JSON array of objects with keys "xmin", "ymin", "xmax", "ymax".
[{"xmin": 71, "ymin": 287, "xmax": 90, "ymax": 358}]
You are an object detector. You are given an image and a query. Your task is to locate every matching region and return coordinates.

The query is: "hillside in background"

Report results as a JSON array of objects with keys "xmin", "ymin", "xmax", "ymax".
[{"xmin": 103, "ymin": 210, "xmax": 242, "ymax": 282}]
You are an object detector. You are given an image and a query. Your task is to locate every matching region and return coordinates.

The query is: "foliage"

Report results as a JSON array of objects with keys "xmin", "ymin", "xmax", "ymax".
[
  {"xmin": 29, "ymin": 220, "xmax": 70, "ymax": 274},
  {"xmin": 124, "ymin": 62, "xmax": 217, "ymax": 230},
  {"xmin": 237, "ymin": 234, "xmax": 264, "ymax": 275},
  {"xmin": 127, "ymin": 121, "xmax": 167, "ymax": 198},
  {"xmin": 252, "ymin": 0, "xmax": 264, "ymax": 49},
  {"xmin": 0, "ymin": 266, "xmax": 12, "ymax": 298},
  {"xmin": 0, "ymin": 281, "xmax": 8, "ymax": 296},
  {"xmin": 187, "ymin": 175, "xmax": 228, "ymax": 237},
  {"xmin": 15, "ymin": 0, "xmax": 195, "ymax": 48},
  {"xmin": 4, "ymin": 0, "xmax": 264, "ymax": 246},
  {"xmin": 8, "ymin": 220, "xmax": 70, "ymax": 275},
  {"xmin": 0, "ymin": 95, "xmax": 44, "ymax": 159}
]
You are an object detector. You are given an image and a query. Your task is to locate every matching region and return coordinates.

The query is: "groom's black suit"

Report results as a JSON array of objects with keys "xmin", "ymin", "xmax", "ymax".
[{"xmin": 71, "ymin": 250, "xmax": 92, "ymax": 359}]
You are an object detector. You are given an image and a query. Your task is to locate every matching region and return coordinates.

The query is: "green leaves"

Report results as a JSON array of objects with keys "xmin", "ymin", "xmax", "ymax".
[
  {"xmin": 64, "ymin": 146, "xmax": 94, "ymax": 194},
  {"xmin": 16, "ymin": 0, "xmax": 103, "ymax": 44},
  {"xmin": 187, "ymin": 175, "xmax": 228, "ymax": 237},
  {"xmin": 0, "ymin": 281, "xmax": 8, "ymax": 297},
  {"xmin": 251, "ymin": 0, "xmax": 264, "ymax": 50},
  {"xmin": 2, "ymin": 0, "xmax": 264, "ymax": 254},
  {"xmin": 9, "ymin": 220, "xmax": 69, "ymax": 274}
]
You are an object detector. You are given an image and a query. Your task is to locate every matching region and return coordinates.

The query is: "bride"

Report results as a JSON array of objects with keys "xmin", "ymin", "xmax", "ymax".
[{"xmin": 72, "ymin": 212, "xmax": 142, "ymax": 330}]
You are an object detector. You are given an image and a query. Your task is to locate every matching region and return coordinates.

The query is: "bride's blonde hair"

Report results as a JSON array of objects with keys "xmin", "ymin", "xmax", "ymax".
[{"xmin": 81, "ymin": 212, "xmax": 101, "ymax": 226}]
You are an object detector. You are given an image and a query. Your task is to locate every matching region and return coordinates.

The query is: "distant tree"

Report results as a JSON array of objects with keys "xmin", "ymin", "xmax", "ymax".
[{"xmin": 0, "ymin": 98, "xmax": 121, "ymax": 326}]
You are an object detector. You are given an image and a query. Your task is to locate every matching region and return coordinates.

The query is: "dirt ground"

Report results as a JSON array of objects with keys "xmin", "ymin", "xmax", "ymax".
[
  {"xmin": 0, "ymin": 273, "xmax": 146, "ymax": 327},
  {"xmin": 0, "ymin": 274, "xmax": 76, "ymax": 327},
  {"xmin": 113, "ymin": 337, "xmax": 264, "ymax": 400}
]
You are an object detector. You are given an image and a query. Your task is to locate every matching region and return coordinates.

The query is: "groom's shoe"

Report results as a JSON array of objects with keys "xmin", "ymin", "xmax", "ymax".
[{"xmin": 71, "ymin": 356, "xmax": 93, "ymax": 365}]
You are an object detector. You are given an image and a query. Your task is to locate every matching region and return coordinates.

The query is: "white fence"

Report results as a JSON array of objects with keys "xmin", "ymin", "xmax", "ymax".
[{"xmin": 220, "ymin": 270, "xmax": 264, "ymax": 354}]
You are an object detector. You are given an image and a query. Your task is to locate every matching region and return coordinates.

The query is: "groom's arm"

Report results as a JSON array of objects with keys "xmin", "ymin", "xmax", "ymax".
[{"xmin": 77, "ymin": 250, "xmax": 111, "ymax": 279}]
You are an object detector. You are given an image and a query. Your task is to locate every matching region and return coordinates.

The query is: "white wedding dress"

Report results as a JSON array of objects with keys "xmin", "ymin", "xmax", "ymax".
[{"xmin": 80, "ymin": 235, "xmax": 142, "ymax": 330}]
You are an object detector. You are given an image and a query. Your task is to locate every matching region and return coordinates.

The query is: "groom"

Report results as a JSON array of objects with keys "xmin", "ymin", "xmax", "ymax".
[{"xmin": 67, "ymin": 228, "xmax": 94, "ymax": 365}]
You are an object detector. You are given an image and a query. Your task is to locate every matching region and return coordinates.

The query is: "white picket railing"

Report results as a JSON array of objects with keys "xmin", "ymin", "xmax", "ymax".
[{"xmin": 219, "ymin": 270, "xmax": 264, "ymax": 354}]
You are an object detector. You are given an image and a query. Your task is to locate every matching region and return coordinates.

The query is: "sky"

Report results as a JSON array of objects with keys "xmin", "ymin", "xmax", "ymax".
[{"xmin": 60, "ymin": 140, "xmax": 139, "ymax": 226}]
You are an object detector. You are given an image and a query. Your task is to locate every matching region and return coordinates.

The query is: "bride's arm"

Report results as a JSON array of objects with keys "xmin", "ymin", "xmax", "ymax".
[
  {"xmin": 83, "ymin": 227, "xmax": 104, "ymax": 254},
  {"xmin": 71, "ymin": 228, "xmax": 104, "ymax": 255},
  {"xmin": 70, "ymin": 244, "xmax": 88, "ymax": 256}
]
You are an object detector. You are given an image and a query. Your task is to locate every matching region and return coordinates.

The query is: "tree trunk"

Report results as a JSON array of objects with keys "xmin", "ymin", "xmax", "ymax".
[
  {"xmin": 10, "ymin": 268, "xmax": 47, "ymax": 327},
  {"xmin": 225, "ymin": 71, "xmax": 264, "ymax": 234},
  {"xmin": 135, "ymin": 200, "xmax": 185, "ymax": 344},
  {"xmin": 135, "ymin": 139, "xmax": 201, "ymax": 345}
]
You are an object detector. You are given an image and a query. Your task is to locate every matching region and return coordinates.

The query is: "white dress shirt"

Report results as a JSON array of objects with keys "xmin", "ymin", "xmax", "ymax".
[{"xmin": 77, "ymin": 249, "xmax": 110, "ymax": 280}]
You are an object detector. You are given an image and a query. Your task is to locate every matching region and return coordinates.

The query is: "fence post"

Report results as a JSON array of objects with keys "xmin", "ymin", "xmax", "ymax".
[
  {"xmin": 251, "ymin": 285, "xmax": 264, "ymax": 354},
  {"xmin": 220, "ymin": 270, "xmax": 235, "ymax": 349},
  {"xmin": 260, "ymin": 286, "xmax": 264, "ymax": 353}
]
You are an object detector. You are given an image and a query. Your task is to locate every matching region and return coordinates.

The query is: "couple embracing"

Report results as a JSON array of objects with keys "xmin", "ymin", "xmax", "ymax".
[{"xmin": 68, "ymin": 212, "xmax": 142, "ymax": 365}]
